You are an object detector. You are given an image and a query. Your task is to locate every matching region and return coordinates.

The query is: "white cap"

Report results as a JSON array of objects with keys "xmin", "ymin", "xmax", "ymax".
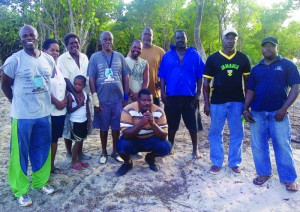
[{"xmin": 222, "ymin": 28, "xmax": 238, "ymax": 37}]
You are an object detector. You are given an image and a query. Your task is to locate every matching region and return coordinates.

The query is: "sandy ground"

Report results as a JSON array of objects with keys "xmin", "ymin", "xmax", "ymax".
[{"xmin": 1, "ymin": 80, "xmax": 300, "ymax": 211}]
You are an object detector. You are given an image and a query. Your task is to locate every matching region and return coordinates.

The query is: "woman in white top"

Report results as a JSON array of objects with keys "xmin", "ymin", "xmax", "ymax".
[{"xmin": 43, "ymin": 39, "xmax": 67, "ymax": 173}]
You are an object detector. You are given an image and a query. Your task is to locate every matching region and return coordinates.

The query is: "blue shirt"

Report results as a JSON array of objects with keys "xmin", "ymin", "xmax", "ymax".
[
  {"xmin": 248, "ymin": 56, "xmax": 300, "ymax": 111},
  {"xmin": 158, "ymin": 46, "xmax": 204, "ymax": 96}
]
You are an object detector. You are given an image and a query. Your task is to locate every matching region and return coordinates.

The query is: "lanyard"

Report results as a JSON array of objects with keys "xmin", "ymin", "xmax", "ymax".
[{"xmin": 102, "ymin": 51, "xmax": 114, "ymax": 68}]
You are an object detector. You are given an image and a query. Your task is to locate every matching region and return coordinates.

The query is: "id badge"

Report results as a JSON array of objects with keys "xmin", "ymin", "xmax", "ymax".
[
  {"xmin": 33, "ymin": 75, "xmax": 43, "ymax": 88},
  {"xmin": 105, "ymin": 68, "xmax": 113, "ymax": 78}
]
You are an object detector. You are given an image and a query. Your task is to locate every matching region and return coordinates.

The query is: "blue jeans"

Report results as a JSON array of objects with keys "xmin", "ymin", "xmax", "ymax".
[
  {"xmin": 117, "ymin": 136, "xmax": 172, "ymax": 157},
  {"xmin": 208, "ymin": 102, "xmax": 244, "ymax": 168},
  {"xmin": 250, "ymin": 110, "xmax": 297, "ymax": 183}
]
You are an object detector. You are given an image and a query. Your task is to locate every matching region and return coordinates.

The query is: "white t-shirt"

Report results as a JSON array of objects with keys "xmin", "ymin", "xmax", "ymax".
[
  {"xmin": 1, "ymin": 50, "xmax": 54, "ymax": 119},
  {"xmin": 69, "ymin": 91, "xmax": 87, "ymax": 123}
]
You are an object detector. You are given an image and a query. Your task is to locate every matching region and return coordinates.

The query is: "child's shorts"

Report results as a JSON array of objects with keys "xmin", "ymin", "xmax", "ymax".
[{"xmin": 70, "ymin": 120, "xmax": 88, "ymax": 142}]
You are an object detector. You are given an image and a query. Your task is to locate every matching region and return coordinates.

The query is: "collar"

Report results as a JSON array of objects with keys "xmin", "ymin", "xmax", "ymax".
[
  {"xmin": 259, "ymin": 55, "xmax": 282, "ymax": 65},
  {"xmin": 219, "ymin": 50, "xmax": 237, "ymax": 60}
]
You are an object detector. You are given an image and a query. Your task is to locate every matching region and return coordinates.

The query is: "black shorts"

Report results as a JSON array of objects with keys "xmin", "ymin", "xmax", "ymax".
[
  {"xmin": 164, "ymin": 96, "xmax": 203, "ymax": 132},
  {"xmin": 70, "ymin": 120, "xmax": 88, "ymax": 141},
  {"xmin": 51, "ymin": 115, "xmax": 66, "ymax": 143}
]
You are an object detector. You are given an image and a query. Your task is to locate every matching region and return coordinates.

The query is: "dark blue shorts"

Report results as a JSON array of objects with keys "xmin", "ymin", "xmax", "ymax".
[
  {"xmin": 164, "ymin": 96, "xmax": 203, "ymax": 132},
  {"xmin": 51, "ymin": 115, "xmax": 66, "ymax": 143}
]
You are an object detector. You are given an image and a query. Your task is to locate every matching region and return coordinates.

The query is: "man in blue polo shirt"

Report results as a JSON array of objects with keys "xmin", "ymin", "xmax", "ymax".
[
  {"xmin": 159, "ymin": 30, "xmax": 204, "ymax": 159},
  {"xmin": 243, "ymin": 37, "xmax": 300, "ymax": 192}
]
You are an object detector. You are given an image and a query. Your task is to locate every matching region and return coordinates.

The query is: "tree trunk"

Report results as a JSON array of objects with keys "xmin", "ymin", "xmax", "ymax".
[{"xmin": 194, "ymin": 0, "xmax": 207, "ymax": 62}]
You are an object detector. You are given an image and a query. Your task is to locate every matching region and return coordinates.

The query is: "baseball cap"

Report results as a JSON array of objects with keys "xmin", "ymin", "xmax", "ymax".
[
  {"xmin": 222, "ymin": 28, "xmax": 238, "ymax": 37},
  {"xmin": 261, "ymin": 37, "xmax": 278, "ymax": 46}
]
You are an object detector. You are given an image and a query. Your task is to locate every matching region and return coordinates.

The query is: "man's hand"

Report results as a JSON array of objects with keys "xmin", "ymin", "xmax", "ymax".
[
  {"xmin": 243, "ymin": 111, "xmax": 255, "ymax": 123},
  {"xmin": 143, "ymin": 111, "xmax": 154, "ymax": 125},
  {"xmin": 275, "ymin": 107, "xmax": 287, "ymax": 121},
  {"xmin": 55, "ymin": 99, "xmax": 67, "ymax": 110},
  {"xmin": 191, "ymin": 95, "xmax": 200, "ymax": 109},
  {"xmin": 204, "ymin": 103, "xmax": 210, "ymax": 116}
]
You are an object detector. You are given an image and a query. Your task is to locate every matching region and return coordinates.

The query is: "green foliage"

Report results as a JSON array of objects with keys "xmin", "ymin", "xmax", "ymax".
[{"xmin": 0, "ymin": 0, "xmax": 299, "ymax": 65}]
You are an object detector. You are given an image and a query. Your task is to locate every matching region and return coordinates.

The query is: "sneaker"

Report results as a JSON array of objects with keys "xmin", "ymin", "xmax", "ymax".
[
  {"xmin": 145, "ymin": 153, "xmax": 160, "ymax": 172},
  {"xmin": 99, "ymin": 154, "xmax": 108, "ymax": 164},
  {"xmin": 210, "ymin": 165, "xmax": 221, "ymax": 174},
  {"xmin": 135, "ymin": 152, "xmax": 144, "ymax": 158},
  {"xmin": 231, "ymin": 166, "xmax": 242, "ymax": 174},
  {"xmin": 40, "ymin": 185, "xmax": 55, "ymax": 195},
  {"xmin": 115, "ymin": 161, "xmax": 133, "ymax": 177},
  {"xmin": 80, "ymin": 152, "xmax": 92, "ymax": 160},
  {"xmin": 18, "ymin": 194, "xmax": 32, "ymax": 207},
  {"xmin": 111, "ymin": 153, "xmax": 124, "ymax": 163}
]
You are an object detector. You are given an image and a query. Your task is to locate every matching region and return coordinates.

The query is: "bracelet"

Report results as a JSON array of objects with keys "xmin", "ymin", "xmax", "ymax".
[
  {"xmin": 242, "ymin": 110, "xmax": 249, "ymax": 114},
  {"xmin": 124, "ymin": 93, "xmax": 129, "ymax": 101}
]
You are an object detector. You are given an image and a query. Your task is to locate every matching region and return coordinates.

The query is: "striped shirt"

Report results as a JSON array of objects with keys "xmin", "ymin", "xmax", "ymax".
[{"xmin": 120, "ymin": 102, "xmax": 168, "ymax": 138}]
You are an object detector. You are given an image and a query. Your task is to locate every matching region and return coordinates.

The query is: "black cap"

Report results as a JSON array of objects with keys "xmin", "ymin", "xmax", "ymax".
[{"xmin": 261, "ymin": 37, "xmax": 278, "ymax": 46}]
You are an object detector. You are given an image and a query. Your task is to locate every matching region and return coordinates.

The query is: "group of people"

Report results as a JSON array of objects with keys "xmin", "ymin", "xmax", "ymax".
[{"xmin": 1, "ymin": 24, "xmax": 299, "ymax": 207}]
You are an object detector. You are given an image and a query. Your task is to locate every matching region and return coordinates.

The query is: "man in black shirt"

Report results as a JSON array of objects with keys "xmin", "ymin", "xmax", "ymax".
[{"xmin": 203, "ymin": 28, "xmax": 251, "ymax": 174}]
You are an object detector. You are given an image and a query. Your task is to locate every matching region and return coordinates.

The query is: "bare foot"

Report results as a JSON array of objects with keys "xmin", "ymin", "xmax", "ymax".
[{"xmin": 192, "ymin": 151, "xmax": 201, "ymax": 159}]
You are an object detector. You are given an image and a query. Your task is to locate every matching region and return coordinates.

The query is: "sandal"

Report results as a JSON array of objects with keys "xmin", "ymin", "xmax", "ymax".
[
  {"xmin": 111, "ymin": 153, "xmax": 124, "ymax": 163},
  {"xmin": 253, "ymin": 176, "xmax": 271, "ymax": 185},
  {"xmin": 71, "ymin": 163, "xmax": 82, "ymax": 170},
  {"xmin": 79, "ymin": 161, "xmax": 89, "ymax": 168},
  {"xmin": 285, "ymin": 182, "xmax": 299, "ymax": 192}
]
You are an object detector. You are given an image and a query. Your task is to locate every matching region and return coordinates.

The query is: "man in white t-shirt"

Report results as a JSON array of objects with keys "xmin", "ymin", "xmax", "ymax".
[
  {"xmin": 125, "ymin": 40, "xmax": 149, "ymax": 102},
  {"xmin": 1, "ymin": 25, "xmax": 55, "ymax": 207}
]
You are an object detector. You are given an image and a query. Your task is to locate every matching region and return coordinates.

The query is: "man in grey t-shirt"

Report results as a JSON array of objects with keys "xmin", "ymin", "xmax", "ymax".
[
  {"xmin": 88, "ymin": 31, "xmax": 130, "ymax": 164},
  {"xmin": 1, "ymin": 25, "xmax": 55, "ymax": 207}
]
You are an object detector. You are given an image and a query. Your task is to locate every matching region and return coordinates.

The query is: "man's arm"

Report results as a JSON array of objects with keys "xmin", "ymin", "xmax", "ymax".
[
  {"xmin": 243, "ymin": 89, "xmax": 255, "ymax": 123},
  {"xmin": 1, "ymin": 72, "xmax": 13, "ymax": 101},
  {"xmin": 275, "ymin": 84, "xmax": 300, "ymax": 121},
  {"xmin": 142, "ymin": 63, "xmax": 149, "ymax": 89},
  {"xmin": 89, "ymin": 77, "xmax": 101, "ymax": 112},
  {"xmin": 243, "ymin": 74, "xmax": 249, "ymax": 94},
  {"xmin": 160, "ymin": 78, "xmax": 168, "ymax": 105},
  {"xmin": 191, "ymin": 78, "xmax": 202, "ymax": 108},
  {"xmin": 202, "ymin": 77, "xmax": 211, "ymax": 116},
  {"xmin": 122, "ymin": 117, "xmax": 148, "ymax": 139}
]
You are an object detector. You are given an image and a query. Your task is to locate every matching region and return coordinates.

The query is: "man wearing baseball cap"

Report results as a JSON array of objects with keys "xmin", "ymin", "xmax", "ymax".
[
  {"xmin": 203, "ymin": 28, "xmax": 251, "ymax": 174},
  {"xmin": 243, "ymin": 37, "xmax": 300, "ymax": 191}
]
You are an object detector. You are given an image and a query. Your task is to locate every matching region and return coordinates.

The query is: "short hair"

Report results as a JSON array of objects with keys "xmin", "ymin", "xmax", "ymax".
[
  {"xmin": 132, "ymin": 39, "xmax": 142, "ymax": 46},
  {"xmin": 42, "ymin": 39, "xmax": 58, "ymax": 50},
  {"xmin": 138, "ymin": 88, "xmax": 152, "ymax": 98},
  {"xmin": 74, "ymin": 75, "xmax": 86, "ymax": 86},
  {"xmin": 100, "ymin": 31, "xmax": 113, "ymax": 41},
  {"xmin": 175, "ymin": 29, "xmax": 187, "ymax": 37},
  {"xmin": 63, "ymin": 33, "xmax": 80, "ymax": 46},
  {"xmin": 19, "ymin": 25, "xmax": 38, "ymax": 38}
]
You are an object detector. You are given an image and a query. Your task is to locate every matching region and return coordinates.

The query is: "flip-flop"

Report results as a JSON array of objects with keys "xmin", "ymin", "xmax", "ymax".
[
  {"xmin": 79, "ymin": 161, "xmax": 89, "ymax": 168},
  {"xmin": 253, "ymin": 176, "xmax": 271, "ymax": 185},
  {"xmin": 71, "ymin": 163, "xmax": 82, "ymax": 170},
  {"xmin": 285, "ymin": 182, "xmax": 299, "ymax": 192}
]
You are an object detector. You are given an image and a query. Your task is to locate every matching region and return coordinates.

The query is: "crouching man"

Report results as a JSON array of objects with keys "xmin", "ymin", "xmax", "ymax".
[{"xmin": 115, "ymin": 89, "xmax": 172, "ymax": 176}]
